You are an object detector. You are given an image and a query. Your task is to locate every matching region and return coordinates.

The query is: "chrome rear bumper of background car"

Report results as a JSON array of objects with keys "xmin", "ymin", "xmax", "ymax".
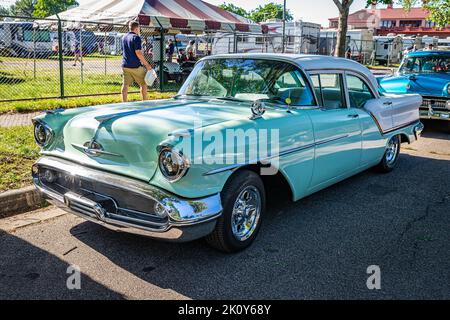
[{"xmin": 32, "ymin": 157, "xmax": 222, "ymax": 242}]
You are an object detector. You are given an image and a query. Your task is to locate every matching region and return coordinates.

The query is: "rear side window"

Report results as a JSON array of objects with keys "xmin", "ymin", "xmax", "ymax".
[{"xmin": 309, "ymin": 73, "xmax": 346, "ymax": 109}]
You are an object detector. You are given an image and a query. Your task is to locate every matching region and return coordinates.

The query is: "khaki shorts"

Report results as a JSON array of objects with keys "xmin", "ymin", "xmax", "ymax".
[{"xmin": 122, "ymin": 66, "xmax": 146, "ymax": 87}]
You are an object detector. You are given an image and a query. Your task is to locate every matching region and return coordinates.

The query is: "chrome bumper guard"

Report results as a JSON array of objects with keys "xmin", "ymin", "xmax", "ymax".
[
  {"xmin": 413, "ymin": 122, "xmax": 425, "ymax": 140},
  {"xmin": 32, "ymin": 157, "xmax": 222, "ymax": 242}
]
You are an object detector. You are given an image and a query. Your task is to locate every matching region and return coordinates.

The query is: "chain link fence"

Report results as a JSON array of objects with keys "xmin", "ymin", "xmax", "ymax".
[
  {"xmin": 1, "ymin": 15, "xmax": 405, "ymax": 103},
  {"xmin": 0, "ymin": 15, "xmax": 169, "ymax": 102}
]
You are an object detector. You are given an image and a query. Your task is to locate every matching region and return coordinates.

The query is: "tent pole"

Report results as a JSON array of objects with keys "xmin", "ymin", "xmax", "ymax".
[
  {"xmin": 56, "ymin": 14, "xmax": 64, "ymax": 99},
  {"xmin": 154, "ymin": 17, "xmax": 165, "ymax": 91}
]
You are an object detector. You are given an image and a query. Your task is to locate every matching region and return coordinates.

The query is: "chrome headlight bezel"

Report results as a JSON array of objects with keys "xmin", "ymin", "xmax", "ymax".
[
  {"xmin": 32, "ymin": 119, "xmax": 53, "ymax": 147},
  {"xmin": 446, "ymin": 84, "xmax": 450, "ymax": 96},
  {"xmin": 158, "ymin": 146, "xmax": 190, "ymax": 183}
]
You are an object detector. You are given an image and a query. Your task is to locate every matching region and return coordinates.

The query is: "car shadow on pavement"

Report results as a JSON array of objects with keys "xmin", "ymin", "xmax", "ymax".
[
  {"xmin": 69, "ymin": 152, "xmax": 450, "ymax": 300},
  {"xmin": 421, "ymin": 120, "xmax": 450, "ymax": 140},
  {"xmin": 0, "ymin": 229, "xmax": 125, "ymax": 299}
]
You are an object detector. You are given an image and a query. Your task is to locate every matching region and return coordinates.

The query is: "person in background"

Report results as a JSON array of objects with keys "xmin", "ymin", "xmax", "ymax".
[
  {"xmin": 345, "ymin": 47, "xmax": 352, "ymax": 60},
  {"xmin": 73, "ymin": 33, "xmax": 83, "ymax": 67},
  {"xmin": 166, "ymin": 39, "xmax": 175, "ymax": 62},
  {"xmin": 186, "ymin": 40, "xmax": 196, "ymax": 61},
  {"xmin": 121, "ymin": 21, "xmax": 153, "ymax": 102},
  {"xmin": 425, "ymin": 43, "xmax": 434, "ymax": 51}
]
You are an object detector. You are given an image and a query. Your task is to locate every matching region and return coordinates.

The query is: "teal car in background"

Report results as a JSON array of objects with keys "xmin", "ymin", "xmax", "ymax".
[
  {"xmin": 32, "ymin": 54, "xmax": 424, "ymax": 252},
  {"xmin": 378, "ymin": 51, "xmax": 450, "ymax": 126}
]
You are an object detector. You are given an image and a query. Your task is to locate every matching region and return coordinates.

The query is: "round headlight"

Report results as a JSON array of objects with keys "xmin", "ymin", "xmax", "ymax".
[
  {"xmin": 33, "ymin": 121, "xmax": 53, "ymax": 147},
  {"xmin": 447, "ymin": 84, "xmax": 450, "ymax": 95},
  {"xmin": 158, "ymin": 147, "xmax": 190, "ymax": 182}
]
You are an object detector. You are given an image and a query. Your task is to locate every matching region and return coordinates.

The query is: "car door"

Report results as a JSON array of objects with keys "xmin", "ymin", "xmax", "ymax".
[
  {"xmin": 345, "ymin": 72, "xmax": 384, "ymax": 166},
  {"xmin": 307, "ymin": 71, "xmax": 362, "ymax": 189}
]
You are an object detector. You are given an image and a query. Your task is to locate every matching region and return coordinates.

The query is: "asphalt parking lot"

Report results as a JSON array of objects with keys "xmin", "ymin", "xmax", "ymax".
[{"xmin": 0, "ymin": 121, "xmax": 449, "ymax": 300}]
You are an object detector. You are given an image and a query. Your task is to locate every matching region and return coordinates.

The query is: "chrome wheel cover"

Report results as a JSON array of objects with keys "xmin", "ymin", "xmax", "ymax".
[
  {"xmin": 386, "ymin": 136, "xmax": 399, "ymax": 165},
  {"xmin": 231, "ymin": 186, "xmax": 262, "ymax": 242}
]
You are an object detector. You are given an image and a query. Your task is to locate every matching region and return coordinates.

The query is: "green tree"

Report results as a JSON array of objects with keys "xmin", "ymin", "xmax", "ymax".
[
  {"xmin": 33, "ymin": 0, "xmax": 78, "ymax": 18},
  {"xmin": 10, "ymin": 0, "xmax": 36, "ymax": 17},
  {"xmin": 0, "ymin": 6, "xmax": 11, "ymax": 16},
  {"xmin": 248, "ymin": 3, "xmax": 294, "ymax": 23},
  {"xmin": 219, "ymin": 3, "xmax": 249, "ymax": 18},
  {"xmin": 366, "ymin": 1, "xmax": 450, "ymax": 27}
]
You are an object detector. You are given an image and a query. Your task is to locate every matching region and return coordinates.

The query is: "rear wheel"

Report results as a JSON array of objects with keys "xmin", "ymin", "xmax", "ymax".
[
  {"xmin": 375, "ymin": 135, "xmax": 401, "ymax": 173},
  {"xmin": 206, "ymin": 170, "xmax": 265, "ymax": 253}
]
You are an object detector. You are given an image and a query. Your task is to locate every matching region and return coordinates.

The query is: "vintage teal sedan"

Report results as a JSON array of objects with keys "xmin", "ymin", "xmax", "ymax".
[{"xmin": 32, "ymin": 54, "xmax": 424, "ymax": 252}]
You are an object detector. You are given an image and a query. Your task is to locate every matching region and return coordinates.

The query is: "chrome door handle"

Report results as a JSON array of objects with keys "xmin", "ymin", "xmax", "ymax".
[
  {"xmin": 348, "ymin": 114, "xmax": 359, "ymax": 118},
  {"xmin": 383, "ymin": 101, "xmax": 393, "ymax": 106}
]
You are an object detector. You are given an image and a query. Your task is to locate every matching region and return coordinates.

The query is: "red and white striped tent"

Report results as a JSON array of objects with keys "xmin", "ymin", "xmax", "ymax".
[{"xmin": 50, "ymin": 0, "xmax": 264, "ymax": 33}]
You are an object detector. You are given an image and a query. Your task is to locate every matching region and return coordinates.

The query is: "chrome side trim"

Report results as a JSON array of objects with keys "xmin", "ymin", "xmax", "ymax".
[
  {"xmin": 382, "ymin": 120, "xmax": 421, "ymax": 135},
  {"xmin": 203, "ymin": 134, "xmax": 349, "ymax": 176},
  {"xmin": 71, "ymin": 143, "xmax": 123, "ymax": 157}
]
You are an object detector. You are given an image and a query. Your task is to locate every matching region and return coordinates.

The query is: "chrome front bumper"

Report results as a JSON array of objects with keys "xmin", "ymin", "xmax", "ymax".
[{"xmin": 32, "ymin": 157, "xmax": 222, "ymax": 242}]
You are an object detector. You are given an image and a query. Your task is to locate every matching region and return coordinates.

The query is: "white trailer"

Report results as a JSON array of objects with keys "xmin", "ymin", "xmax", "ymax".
[
  {"xmin": 263, "ymin": 20, "xmax": 321, "ymax": 54},
  {"xmin": 438, "ymin": 37, "xmax": 450, "ymax": 50},
  {"xmin": 422, "ymin": 36, "xmax": 439, "ymax": 47},
  {"xmin": 0, "ymin": 21, "xmax": 52, "ymax": 57},
  {"xmin": 211, "ymin": 20, "xmax": 321, "ymax": 55},
  {"xmin": 374, "ymin": 35, "xmax": 403, "ymax": 65},
  {"xmin": 319, "ymin": 28, "xmax": 374, "ymax": 63},
  {"xmin": 400, "ymin": 36, "xmax": 423, "ymax": 51},
  {"xmin": 93, "ymin": 31, "xmax": 125, "ymax": 55}
]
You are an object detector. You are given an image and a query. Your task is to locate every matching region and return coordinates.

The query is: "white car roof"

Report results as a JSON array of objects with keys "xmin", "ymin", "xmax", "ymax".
[{"xmin": 204, "ymin": 53, "xmax": 378, "ymax": 90}]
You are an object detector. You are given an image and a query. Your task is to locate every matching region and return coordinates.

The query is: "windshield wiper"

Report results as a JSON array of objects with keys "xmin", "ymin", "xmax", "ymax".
[
  {"xmin": 215, "ymin": 96, "xmax": 247, "ymax": 102},
  {"xmin": 173, "ymin": 94, "xmax": 208, "ymax": 99}
]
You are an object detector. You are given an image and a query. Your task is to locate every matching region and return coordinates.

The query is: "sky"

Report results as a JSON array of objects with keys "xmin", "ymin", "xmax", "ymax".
[{"xmin": 0, "ymin": 0, "xmax": 374, "ymax": 27}]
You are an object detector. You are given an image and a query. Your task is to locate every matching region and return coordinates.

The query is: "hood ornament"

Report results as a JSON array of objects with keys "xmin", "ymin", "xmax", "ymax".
[{"xmin": 250, "ymin": 101, "xmax": 266, "ymax": 120}]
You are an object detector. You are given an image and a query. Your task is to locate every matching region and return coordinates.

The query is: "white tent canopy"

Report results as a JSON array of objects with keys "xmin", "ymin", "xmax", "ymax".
[{"xmin": 48, "ymin": 0, "xmax": 263, "ymax": 33}]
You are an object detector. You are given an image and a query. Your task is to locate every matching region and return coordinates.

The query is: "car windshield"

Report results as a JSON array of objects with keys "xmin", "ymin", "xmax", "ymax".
[
  {"xmin": 178, "ymin": 58, "xmax": 316, "ymax": 106},
  {"xmin": 399, "ymin": 54, "xmax": 450, "ymax": 74}
]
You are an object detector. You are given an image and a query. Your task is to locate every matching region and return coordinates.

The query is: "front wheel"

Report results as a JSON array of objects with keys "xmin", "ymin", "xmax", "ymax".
[
  {"xmin": 375, "ymin": 135, "xmax": 401, "ymax": 173},
  {"xmin": 206, "ymin": 170, "xmax": 265, "ymax": 253}
]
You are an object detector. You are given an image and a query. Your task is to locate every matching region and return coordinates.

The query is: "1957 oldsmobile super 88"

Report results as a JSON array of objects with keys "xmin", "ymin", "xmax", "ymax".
[
  {"xmin": 32, "ymin": 54, "xmax": 424, "ymax": 253},
  {"xmin": 379, "ymin": 50, "xmax": 450, "ymax": 127}
]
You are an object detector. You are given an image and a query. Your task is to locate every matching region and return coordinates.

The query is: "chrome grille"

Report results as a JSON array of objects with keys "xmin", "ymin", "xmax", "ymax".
[
  {"xmin": 422, "ymin": 98, "xmax": 450, "ymax": 111},
  {"xmin": 34, "ymin": 165, "xmax": 169, "ymax": 228}
]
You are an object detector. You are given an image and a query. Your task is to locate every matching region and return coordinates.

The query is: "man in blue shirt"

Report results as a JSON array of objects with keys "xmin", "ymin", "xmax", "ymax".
[{"xmin": 121, "ymin": 21, "xmax": 153, "ymax": 102}]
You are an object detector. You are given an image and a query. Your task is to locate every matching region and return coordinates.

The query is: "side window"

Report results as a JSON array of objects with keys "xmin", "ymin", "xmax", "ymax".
[
  {"xmin": 273, "ymin": 69, "xmax": 315, "ymax": 106},
  {"xmin": 346, "ymin": 74, "xmax": 375, "ymax": 108},
  {"xmin": 310, "ymin": 73, "xmax": 346, "ymax": 109}
]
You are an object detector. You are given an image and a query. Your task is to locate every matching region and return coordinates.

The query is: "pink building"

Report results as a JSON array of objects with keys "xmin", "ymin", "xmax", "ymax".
[{"xmin": 329, "ymin": 5, "xmax": 450, "ymax": 38}]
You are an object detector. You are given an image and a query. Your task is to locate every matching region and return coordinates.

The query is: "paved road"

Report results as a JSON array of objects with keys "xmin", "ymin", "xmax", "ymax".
[{"xmin": 0, "ymin": 125, "xmax": 449, "ymax": 300}]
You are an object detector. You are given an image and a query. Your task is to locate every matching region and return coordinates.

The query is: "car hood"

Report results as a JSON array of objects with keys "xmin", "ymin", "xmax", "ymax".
[
  {"xmin": 379, "ymin": 73, "xmax": 450, "ymax": 97},
  {"xmin": 41, "ymin": 99, "xmax": 252, "ymax": 182}
]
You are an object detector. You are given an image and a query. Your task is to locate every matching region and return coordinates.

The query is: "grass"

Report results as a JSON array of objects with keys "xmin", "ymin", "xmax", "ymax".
[
  {"xmin": 0, "ymin": 56, "xmax": 180, "ymax": 101},
  {"xmin": 0, "ymin": 91, "xmax": 175, "ymax": 114},
  {"xmin": 0, "ymin": 92, "xmax": 176, "ymax": 192},
  {"xmin": 0, "ymin": 125, "xmax": 39, "ymax": 192},
  {"xmin": 0, "ymin": 54, "xmax": 122, "ymax": 62}
]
